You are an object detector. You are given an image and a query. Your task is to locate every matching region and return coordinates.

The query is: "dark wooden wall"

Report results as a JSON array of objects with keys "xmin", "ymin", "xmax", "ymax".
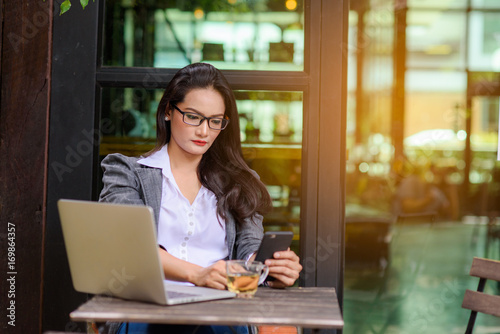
[
  {"xmin": 0, "ymin": 0, "xmax": 52, "ymax": 333},
  {"xmin": 43, "ymin": 0, "xmax": 99, "ymax": 330}
]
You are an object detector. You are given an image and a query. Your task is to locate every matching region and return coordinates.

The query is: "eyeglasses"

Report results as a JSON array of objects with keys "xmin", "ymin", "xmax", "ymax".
[{"xmin": 172, "ymin": 104, "xmax": 229, "ymax": 130}]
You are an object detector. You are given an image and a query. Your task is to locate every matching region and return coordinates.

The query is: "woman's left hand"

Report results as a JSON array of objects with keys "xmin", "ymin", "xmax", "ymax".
[{"xmin": 264, "ymin": 249, "xmax": 302, "ymax": 288}]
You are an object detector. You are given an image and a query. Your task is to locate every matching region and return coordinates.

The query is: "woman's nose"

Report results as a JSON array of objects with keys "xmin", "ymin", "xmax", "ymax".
[{"xmin": 196, "ymin": 120, "xmax": 210, "ymax": 136}]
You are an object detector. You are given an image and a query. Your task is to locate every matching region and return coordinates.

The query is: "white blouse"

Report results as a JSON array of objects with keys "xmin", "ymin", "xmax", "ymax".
[{"xmin": 137, "ymin": 145, "xmax": 228, "ymax": 277}]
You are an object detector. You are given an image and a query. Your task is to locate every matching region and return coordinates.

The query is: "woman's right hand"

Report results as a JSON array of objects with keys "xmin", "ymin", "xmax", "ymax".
[
  {"xmin": 158, "ymin": 248, "xmax": 227, "ymax": 289},
  {"xmin": 190, "ymin": 260, "xmax": 227, "ymax": 290}
]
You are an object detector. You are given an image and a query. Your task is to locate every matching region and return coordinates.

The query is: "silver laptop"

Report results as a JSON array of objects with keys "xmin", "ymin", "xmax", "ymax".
[{"xmin": 57, "ymin": 199, "xmax": 236, "ymax": 305}]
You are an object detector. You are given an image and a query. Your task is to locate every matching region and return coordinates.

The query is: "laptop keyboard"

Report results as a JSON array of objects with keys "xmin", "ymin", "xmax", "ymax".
[{"xmin": 166, "ymin": 290, "xmax": 198, "ymax": 299}]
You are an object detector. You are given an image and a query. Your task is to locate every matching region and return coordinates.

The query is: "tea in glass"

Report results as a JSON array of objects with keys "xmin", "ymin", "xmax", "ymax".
[{"xmin": 226, "ymin": 260, "xmax": 268, "ymax": 298}]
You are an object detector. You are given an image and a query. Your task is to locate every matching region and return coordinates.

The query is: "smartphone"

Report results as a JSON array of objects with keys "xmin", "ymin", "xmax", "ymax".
[{"xmin": 254, "ymin": 231, "xmax": 294, "ymax": 263}]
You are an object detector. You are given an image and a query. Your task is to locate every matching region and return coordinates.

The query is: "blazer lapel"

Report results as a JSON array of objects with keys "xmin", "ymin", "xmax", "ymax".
[
  {"xmin": 137, "ymin": 167, "xmax": 162, "ymax": 231},
  {"xmin": 225, "ymin": 212, "xmax": 236, "ymax": 259}
]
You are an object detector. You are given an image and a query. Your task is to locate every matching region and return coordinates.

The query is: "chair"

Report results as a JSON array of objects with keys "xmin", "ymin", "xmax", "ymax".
[
  {"xmin": 462, "ymin": 257, "xmax": 500, "ymax": 333},
  {"xmin": 202, "ymin": 43, "xmax": 224, "ymax": 61},
  {"xmin": 269, "ymin": 42, "xmax": 294, "ymax": 63}
]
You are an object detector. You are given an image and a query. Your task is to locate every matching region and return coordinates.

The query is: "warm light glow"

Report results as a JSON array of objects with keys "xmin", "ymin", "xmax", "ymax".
[
  {"xmin": 228, "ymin": 0, "xmax": 237, "ymax": 4},
  {"xmin": 358, "ymin": 162, "xmax": 369, "ymax": 173},
  {"xmin": 425, "ymin": 44, "xmax": 452, "ymax": 55},
  {"xmin": 194, "ymin": 8, "xmax": 204, "ymax": 20},
  {"xmin": 285, "ymin": 0, "xmax": 297, "ymax": 11}
]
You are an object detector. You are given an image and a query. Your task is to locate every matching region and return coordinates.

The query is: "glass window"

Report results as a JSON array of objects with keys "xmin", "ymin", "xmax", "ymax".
[
  {"xmin": 407, "ymin": 0, "xmax": 467, "ymax": 9},
  {"xmin": 347, "ymin": 10, "xmax": 358, "ymax": 91},
  {"xmin": 405, "ymin": 70, "xmax": 467, "ymax": 92},
  {"xmin": 98, "ymin": 87, "xmax": 303, "ymax": 247},
  {"xmin": 102, "ymin": 0, "xmax": 304, "ymax": 71},
  {"xmin": 345, "ymin": 5, "xmax": 394, "ymax": 201},
  {"xmin": 346, "ymin": 10, "xmax": 358, "ymax": 149},
  {"xmin": 364, "ymin": 8, "xmax": 394, "ymax": 91},
  {"xmin": 471, "ymin": 97, "xmax": 500, "ymax": 146},
  {"xmin": 407, "ymin": 11, "xmax": 467, "ymax": 69},
  {"xmin": 468, "ymin": 11, "xmax": 500, "ymax": 71},
  {"xmin": 471, "ymin": 0, "xmax": 500, "ymax": 9},
  {"xmin": 344, "ymin": 1, "xmax": 500, "ymax": 332},
  {"xmin": 469, "ymin": 97, "xmax": 500, "ymax": 221},
  {"xmin": 98, "ymin": 88, "xmax": 303, "ymax": 147},
  {"xmin": 405, "ymin": 70, "xmax": 467, "ymax": 163}
]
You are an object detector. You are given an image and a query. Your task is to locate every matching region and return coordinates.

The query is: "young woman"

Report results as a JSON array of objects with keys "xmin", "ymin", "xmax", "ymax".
[{"xmin": 99, "ymin": 63, "xmax": 302, "ymax": 333}]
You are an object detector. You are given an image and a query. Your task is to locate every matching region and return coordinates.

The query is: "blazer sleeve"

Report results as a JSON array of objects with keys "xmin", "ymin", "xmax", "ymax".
[
  {"xmin": 99, "ymin": 153, "xmax": 145, "ymax": 206},
  {"xmin": 234, "ymin": 214, "xmax": 264, "ymax": 260},
  {"xmin": 233, "ymin": 170, "xmax": 267, "ymax": 260}
]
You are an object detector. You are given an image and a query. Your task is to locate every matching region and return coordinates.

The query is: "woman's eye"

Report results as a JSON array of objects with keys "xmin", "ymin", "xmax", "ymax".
[
  {"xmin": 186, "ymin": 113, "xmax": 201, "ymax": 120},
  {"xmin": 211, "ymin": 119, "xmax": 222, "ymax": 125}
]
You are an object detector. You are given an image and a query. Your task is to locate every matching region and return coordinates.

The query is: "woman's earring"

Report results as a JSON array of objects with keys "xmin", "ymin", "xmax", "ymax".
[{"xmin": 165, "ymin": 116, "xmax": 169, "ymax": 121}]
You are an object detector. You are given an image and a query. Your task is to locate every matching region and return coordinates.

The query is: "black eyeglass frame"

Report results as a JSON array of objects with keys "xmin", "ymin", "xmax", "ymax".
[{"xmin": 171, "ymin": 104, "xmax": 229, "ymax": 130}]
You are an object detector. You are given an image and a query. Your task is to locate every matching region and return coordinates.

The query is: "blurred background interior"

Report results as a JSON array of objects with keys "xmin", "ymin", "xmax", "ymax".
[{"xmin": 98, "ymin": 0, "xmax": 500, "ymax": 332}]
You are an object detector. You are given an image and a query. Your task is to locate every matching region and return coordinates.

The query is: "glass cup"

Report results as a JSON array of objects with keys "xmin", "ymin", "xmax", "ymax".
[{"xmin": 226, "ymin": 260, "xmax": 269, "ymax": 298}]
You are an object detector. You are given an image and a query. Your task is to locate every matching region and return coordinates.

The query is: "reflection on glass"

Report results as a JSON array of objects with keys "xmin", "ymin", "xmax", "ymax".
[
  {"xmin": 98, "ymin": 88, "xmax": 303, "ymax": 245},
  {"xmin": 407, "ymin": 11, "xmax": 466, "ymax": 69},
  {"xmin": 468, "ymin": 11, "xmax": 500, "ymax": 71},
  {"xmin": 103, "ymin": 0, "xmax": 304, "ymax": 71}
]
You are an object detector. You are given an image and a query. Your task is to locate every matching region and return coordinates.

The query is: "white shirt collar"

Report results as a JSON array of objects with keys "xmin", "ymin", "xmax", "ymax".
[
  {"xmin": 137, "ymin": 145, "xmax": 173, "ymax": 180},
  {"xmin": 137, "ymin": 145, "xmax": 209, "ymax": 198}
]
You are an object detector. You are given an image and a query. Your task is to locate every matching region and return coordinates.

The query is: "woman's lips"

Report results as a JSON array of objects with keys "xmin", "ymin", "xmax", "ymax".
[{"xmin": 192, "ymin": 140, "xmax": 207, "ymax": 146}]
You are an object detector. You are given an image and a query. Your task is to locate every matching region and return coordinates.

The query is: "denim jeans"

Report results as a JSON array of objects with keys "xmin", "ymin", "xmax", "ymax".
[{"xmin": 117, "ymin": 322, "xmax": 249, "ymax": 334}]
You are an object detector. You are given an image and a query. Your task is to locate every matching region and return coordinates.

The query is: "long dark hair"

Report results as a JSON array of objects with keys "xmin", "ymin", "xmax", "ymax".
[{"xmin": 148, "ymin": 63, "xmax": 272, "ymax": 223}]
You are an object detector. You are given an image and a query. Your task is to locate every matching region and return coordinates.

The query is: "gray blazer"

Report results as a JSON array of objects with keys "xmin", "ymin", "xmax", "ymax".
[{"xmin": 99, "ymin": 153, "xmax": 264, "ymax": 261}]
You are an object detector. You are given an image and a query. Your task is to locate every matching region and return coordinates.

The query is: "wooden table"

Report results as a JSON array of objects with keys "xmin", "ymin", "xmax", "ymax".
[{"xmin": 70, "ymin": 287, "xmax": 343, "ymax": 330}]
